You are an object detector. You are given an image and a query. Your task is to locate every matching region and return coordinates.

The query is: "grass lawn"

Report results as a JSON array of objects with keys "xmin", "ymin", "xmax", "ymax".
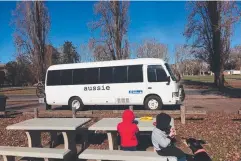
[
  {"xmin": 183, "ymin": 75, "xmax": 241, "ymax": 83},
  {"xmin": 183, "ymin": 75, "xmax": 241, "ymax": 89}
]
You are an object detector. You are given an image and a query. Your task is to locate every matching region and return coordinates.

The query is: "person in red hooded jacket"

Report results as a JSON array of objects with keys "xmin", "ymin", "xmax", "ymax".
[{"xmin": 117, "ymin": 109, "xmax": 139, "ymax": 151}]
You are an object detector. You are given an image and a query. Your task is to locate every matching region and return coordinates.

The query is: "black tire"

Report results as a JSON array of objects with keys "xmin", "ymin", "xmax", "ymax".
[
  {"xmin": 46, "ymin": 104, "xmax": 51, "ymax": 110},
  {"xmin": 180, "ymin": 88, "xmax": 185, "ymax": 102},
  {"xmin": 69, "ymin": 97, "xmax": 84, "ymax": 111},
  {"xmin": 144, "ymin": 95, "xmax": 162, "ymax": 110},
  {"xmin": 36, "ymin": 88, "xmax": 45, "ymax": 98}
]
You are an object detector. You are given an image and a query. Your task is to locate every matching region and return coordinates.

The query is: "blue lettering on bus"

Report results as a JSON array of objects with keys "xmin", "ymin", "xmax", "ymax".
[{"xmin": 129, "ymin": 90, "xmax": 143, "ymax": 94}]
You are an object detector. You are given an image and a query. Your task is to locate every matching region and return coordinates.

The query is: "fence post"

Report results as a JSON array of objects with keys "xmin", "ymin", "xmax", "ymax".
[
  {"xmin": 72, "ymin": 108, "xmax": 76, "ymax": 118},
  {"xmin": 129, "ymin": 105, "xmax": 133, "ymax": 111},
  {"xmin": 180, "ymin": 105, "xmax": 186, "ymax": 124},
  {"xmin": 34, "ymin": 108, "xmax": 39, "ymax": 118}
]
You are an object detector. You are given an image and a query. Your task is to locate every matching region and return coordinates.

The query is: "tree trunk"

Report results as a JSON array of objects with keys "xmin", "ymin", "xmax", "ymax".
[
  {"xmin": 113, "ymin": 1, "xmax": 122, "ymax": 60},
  {"xmin": 208, "ymin": 1, "xmax": 224, "ymax": 88},
  {"xmin": 214, "ymin": 71, "xmax": 224, "ymax": 88}
]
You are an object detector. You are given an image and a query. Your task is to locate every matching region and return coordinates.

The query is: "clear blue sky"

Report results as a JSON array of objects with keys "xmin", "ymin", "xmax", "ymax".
[{"xmin": 0, "ymin": 1, "xmax": 241, "ymax": 64}]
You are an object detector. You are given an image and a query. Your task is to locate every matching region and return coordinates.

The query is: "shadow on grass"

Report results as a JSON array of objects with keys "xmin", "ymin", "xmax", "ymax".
[
  {"xmin": 53, "ymin": 105, "xmax": 181, "ymax": 111},
  {"xmin": 7, "ymin": 102, "xmax": 40, "ymax": 111},
  {"xmin": 175, "ymin": 117, "xmax": 204, "ymax": 121},
  {"xmin": 184, "ymin": 80, "xmax": 241, "ymax": 98},
  {"xmin": 87, "ymin": 105, "xmax": 180, "ymax": 111},
  {"xmin": 232, "ymin": 119, "xmax": 241, "ymax": 122},
  {"xmin": 183, "ymin": 80, "xmax": 215, "ymax": 89},
  {"xmin": 0, "ymin": 111, "xmax": 22, "ymax": 118},
  {"xmin": 227, "ymin": 78, "xmax": 241, "ymax": 80}
]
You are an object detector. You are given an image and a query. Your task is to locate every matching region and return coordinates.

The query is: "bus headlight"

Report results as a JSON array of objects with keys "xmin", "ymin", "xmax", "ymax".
[{"xmin": 172, "ymin": 92, "xmax": 179, "ymax": 98}]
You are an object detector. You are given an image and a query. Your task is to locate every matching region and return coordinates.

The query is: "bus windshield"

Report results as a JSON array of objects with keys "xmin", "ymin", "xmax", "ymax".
[{"xmin": 164, "ymin": 63, "xmax": 177, "ymax": 82}]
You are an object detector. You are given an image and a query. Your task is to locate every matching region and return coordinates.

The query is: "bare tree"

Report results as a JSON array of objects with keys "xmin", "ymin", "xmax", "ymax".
[
  {"xmin": 88, "ymin": 1, "xmax": 130, "ymax": 60},
  {"xmin": 45, "ymin": 44, "xmax": 61, "ymax": 66},
  {"xmin": 79, "ymin": 44, "xmax": 95, "ymax": 62},
  {"xmin": 184, "ymin": 1, "xmax": 241, "ymax": 88},
  {"xmin": 174, "ymin": 45, "xmax": 193, "ymax": 77},
  {"xmin": 93, "ymin": 45, "xmax": 113, "ymax": 61},
  {"xmin": 228, "ymin": 45, "xmax": 241, "ymax": 70},
  {"xmin": 136, "ymin": 39, "xmax": 169, "ymax": 61},
  {"xmin": 12, "ymin": 1, "xmax": 50, "ymax": 82}
]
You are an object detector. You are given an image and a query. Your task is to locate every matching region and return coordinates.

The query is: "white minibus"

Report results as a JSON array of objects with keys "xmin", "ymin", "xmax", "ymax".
[{"xmin": 45, "ymin": 58, "xmax": 185, "ymax": 111}]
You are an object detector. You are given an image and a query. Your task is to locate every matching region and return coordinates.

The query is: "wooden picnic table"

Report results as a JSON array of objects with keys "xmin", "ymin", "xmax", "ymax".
[
  {"xmin": 88, "ymin": 118, "xmax": 174, "ymax": 150},
  {"xmin": 6, "ymin": 118, "xmax": 91, "ymax": 155}
]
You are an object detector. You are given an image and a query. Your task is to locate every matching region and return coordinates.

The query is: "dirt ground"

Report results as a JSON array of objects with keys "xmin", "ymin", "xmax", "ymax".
[{"xmin": 184, "ymin": 95, "xmax": 241, "ymax": 113}]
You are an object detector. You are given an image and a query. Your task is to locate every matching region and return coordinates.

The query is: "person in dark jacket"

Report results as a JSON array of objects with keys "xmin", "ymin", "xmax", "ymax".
[
  {"xmin": 152, "ymin": 113, "xmax": 186, "ymax": 161},
  {"xmin": 117, "ymin": 109, "xmax": 139, "ymax": 151}
]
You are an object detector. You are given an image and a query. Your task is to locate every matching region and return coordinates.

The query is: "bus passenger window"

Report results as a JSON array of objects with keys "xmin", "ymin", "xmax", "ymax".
[
  {"xmin": 113, "ymin": 66, "xmax": 127, "ymax": 83},
  {"xmin": 61, "ymin": 70, "xmax": 73, "ymax": 85},
  {"xmin": 128, "ymin": 65, "xmax": 143, "ymax": 83},
  {"xmin": 73, "ymin": 69, "xmax": 85, "ymax": 85},
  {"xmin": 99, "ymin": 67, "xmax": 113, "ymax": 84},
  {"xmin": 85, "ymin": 68, "xmax": 99, "ymax": 84},
  {"xmin": 47, "ymin": 70, "xmax": 61, "ymax": 86}
]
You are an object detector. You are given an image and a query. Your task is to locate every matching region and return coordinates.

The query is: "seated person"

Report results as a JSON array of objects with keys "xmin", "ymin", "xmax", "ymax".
[
  {"xmin": 152, "ymin": 113, "xmax": 186, "ymax": 161},
  {"xmin": 117, "ymin": 109, "xmax": 139, "ymax": 151}
]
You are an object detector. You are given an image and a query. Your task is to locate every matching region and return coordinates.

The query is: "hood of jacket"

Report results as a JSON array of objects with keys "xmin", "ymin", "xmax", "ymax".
[
  {"xmin": 122, "ymin": 109, "xmax": 135, "ymax": 123},
  {"xmin": 156, "ymin": 113, "xmax": 171, "ymax": 132}
]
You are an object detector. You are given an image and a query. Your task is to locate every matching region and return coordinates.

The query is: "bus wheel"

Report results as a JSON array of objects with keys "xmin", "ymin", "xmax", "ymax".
[
  {"xmin": 144, "ymin": 95, "xmax": 162, "ymax": 110},
  {"xmin": 69, "ymin": 97, "xmax": 84, "ymax": 111},
  {"xmin": 46, "ymin": 104, "xmax": 51, "ymax": 110}
]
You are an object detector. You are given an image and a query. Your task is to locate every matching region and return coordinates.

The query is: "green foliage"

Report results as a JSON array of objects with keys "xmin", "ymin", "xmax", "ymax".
[
  {"xmin": 5, "ymin": 61, "xmax": 18, "ymax": 86},
  {"xmin": 60, "ymin": 41, "xmax": 80, "ymax": 64},
  {"xmin": 183, "ymin": 75, "xmax": 241, "ymax": 83},
  {"xmin": 5, "ymin": 57, "xmax": 33, "ymax": 86}
]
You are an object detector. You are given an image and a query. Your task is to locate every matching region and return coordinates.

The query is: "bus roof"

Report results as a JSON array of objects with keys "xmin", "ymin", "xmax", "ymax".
[{"xmin": 47, "ymin": 58, "xmax": 167, "ymax": 71}]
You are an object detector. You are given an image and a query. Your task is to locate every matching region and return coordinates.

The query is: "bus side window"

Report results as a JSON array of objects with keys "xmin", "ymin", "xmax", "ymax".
[
  {"xmin": 99, "ymin": 67, "xmax": 113, "ymax": 84},
  {"xmin": 156, "ymin": 66, "xmax": 168, "ymax": 82},
  {"xmin": 113, "ymin": 66, "xmax": 128, "ymax": 83},
  {"xmin": 47, "ymin": 70, "xmax": 61, "ymax": 86},
  {"xmin": 128, "ymin": 65, "xmax": 143, "ymax": 83},
  {"xmin": 147, "ymin": 65, "xmax": 167, "ymax": 82},
  {"xmin": 85, "ymin": 68, "xmax": 99, "ymax": 84},
  {"xmin": 147, "ymin": 66, "xmax": 157, "ymax": 82},
  {"xmin": 73, "ymin": 69, "xmax": 85, "ymax": 85},
  {"xmin": 61, "ymin": 69, "xmax": 73, "ymax": 85}
]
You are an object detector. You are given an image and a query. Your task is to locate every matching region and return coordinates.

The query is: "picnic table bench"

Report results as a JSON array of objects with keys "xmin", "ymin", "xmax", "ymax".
[
  {"xmin": 78, "ymin": 149, "xmax": 177, "ymax": 161},
  {"xmin": 0, "ymin": 146, "xmax": 71, "ymax": 161},
  {"xmin": 6, "ymin": 118, "xmax": 91, "ymax": 156},
  {"xmin": 88, "ymin": 117, "xmax": 174, "ymax": 150}
]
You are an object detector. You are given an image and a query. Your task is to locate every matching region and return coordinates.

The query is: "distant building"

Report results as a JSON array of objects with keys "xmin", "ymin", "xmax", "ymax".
[{"xmin": 224, "ymin": 70, "xmax": 241, "ymax": 75}]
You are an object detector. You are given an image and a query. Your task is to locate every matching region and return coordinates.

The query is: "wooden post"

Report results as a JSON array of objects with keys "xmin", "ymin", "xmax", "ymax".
[
  {"xmin": 72, "ymin": 108, "xmax": 76, "ymax": 118},
  {"xmin": 34, "ymin": 108, "xmax": 39, "ymax": 118},
  {"xmin": 180, "ymin": 105, "xmax": 186, "ymax": 124},
  {"xmin": 129, "ymin": 105, "xmax": 133, "ymax": 111}
]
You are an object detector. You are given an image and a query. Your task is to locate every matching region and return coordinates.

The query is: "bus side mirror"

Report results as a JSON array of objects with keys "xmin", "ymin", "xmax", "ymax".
[{"xmin": 166, "ymin": 76, "xmax": 170, "ymax": 85}]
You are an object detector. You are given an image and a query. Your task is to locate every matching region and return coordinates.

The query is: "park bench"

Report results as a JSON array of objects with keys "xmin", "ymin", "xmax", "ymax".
[
  {"xmin": 78, "ymin": 149, "xmax": 177, "ymax": 161},
  {"xmin": 0, "ymin": 146, "xmax": 71, "ymax": 161}
]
